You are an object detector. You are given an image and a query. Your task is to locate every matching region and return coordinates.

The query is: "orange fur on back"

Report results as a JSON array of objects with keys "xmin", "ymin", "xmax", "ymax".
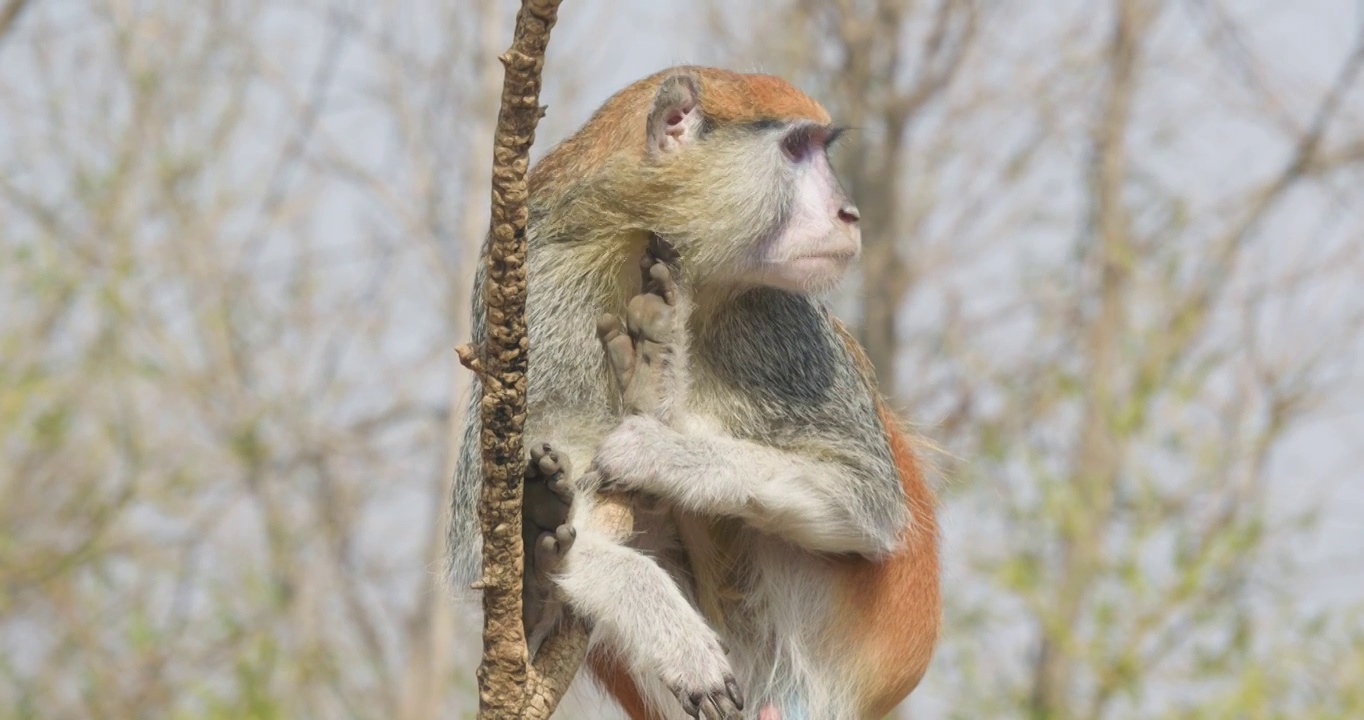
[
  {"xmin": 831, "ymin": 319, "xmax": 942, "ymax": 718},
  {"xmin": 588, "ymin": 650, "xmax": 656, "ymax": 720},
  {"xmin": 840, "ymin": 406, "xmax": 941, "ymax": 718}
]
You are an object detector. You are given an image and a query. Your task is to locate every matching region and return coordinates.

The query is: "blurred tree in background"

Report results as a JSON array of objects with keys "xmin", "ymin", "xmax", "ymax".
[{"xmin": 2, "ymin": 1, "xmax": 1362, "ymax": 719}]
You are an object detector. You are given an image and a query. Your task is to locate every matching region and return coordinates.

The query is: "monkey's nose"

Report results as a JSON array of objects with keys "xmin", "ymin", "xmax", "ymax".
[{"xmin": 838, "ymin": 204, "xmax": 860, "ymax": 224}]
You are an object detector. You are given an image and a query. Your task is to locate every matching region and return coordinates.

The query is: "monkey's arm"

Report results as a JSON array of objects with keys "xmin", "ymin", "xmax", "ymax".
[{"xmin": 593, "ymin": 414, "xmax": 909, "ymax": 558}]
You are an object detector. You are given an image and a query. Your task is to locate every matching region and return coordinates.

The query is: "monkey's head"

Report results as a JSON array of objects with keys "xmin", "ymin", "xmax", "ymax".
[{"xmin": 535, "ymin": 67, "xmax": 861, "ymax": 296}]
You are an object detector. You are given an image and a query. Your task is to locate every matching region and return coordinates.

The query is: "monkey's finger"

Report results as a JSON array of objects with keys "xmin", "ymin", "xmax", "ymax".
[
  {"xmin": 675, "ymin": 690, "xmax": 702, "ymax": 718},
  {"xmin": 724, "ymin": 676, "xmax": 744, "ymax": 711},
  {"xmin": 639, "ymin": 248, "xmax": 657, "ymax": 286},
  {"xmin": 699, "ymin": 693, "xmax": 738, "ymax": 720},
  {"xmin": 596, "ymin": 313, "xmax": 627, "ymax": 347},
  {"xmin": 597, "ymin": 313, "xmax": 635, "ymax": 388}
]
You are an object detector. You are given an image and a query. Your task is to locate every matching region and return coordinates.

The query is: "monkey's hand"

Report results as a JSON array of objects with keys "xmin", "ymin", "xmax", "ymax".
[
  {"xmin": 597, "ymin": 235, "xmax": 689, "ymax": 421},
  {"xmin": 522, "ymin": 442, "xmax": 577, "ymax": 638}
]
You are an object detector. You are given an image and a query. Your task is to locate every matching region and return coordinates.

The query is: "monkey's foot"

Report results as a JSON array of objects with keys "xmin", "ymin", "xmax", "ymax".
[
  {"xmin": 523, "ymin": 443, "xmax": 576, "ymax": 635},
  {"xmin": 525, "ymin": 442, "xmax": 576, "ymax": 575},
  {"xmin": 598, "ymin": 236, "xmax": 687, "ymax": 418},
  {"xmin": 663, "ymin": 637, "xmax": 745, "ymax": 720},
  {"xmin": 629, "ymin": 234, "xmax": 683, "ymax": 344}
]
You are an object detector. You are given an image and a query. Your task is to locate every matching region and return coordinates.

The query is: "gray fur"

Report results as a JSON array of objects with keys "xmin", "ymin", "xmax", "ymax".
[{"xmin": 448, "ymin": 68, "xmax": 911, "ymax": 720}]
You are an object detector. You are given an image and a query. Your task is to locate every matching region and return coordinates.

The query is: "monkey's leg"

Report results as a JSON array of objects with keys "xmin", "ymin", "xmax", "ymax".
[{"xmin": 522, "ymin": 442, "xmax": 576, "ymax": 648}]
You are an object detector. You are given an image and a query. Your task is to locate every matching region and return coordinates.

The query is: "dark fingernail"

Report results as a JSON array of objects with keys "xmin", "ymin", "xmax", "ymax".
[
  {"xmin": 686, "ymin": 692, "xmax": 702, "ymax": 717},
  {"xmin": 725, "ymin": 677, "xmax": 743, "ymax": 709}
]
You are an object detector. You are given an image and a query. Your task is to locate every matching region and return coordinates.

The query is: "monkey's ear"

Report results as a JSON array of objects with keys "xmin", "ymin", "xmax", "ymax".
[{"xmin": 647, "ymin": 72, "xmax": 703, "ymax": 158}]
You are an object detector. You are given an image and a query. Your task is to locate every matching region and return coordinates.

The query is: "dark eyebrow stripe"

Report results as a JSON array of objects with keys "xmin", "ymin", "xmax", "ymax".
[
  {"xmin": 827, "ymin": 125, "xmax": 849, "ymax": 147},
  {"xmin": 743, "ymin": 118, "xmax": 787, "ymax": 132}
]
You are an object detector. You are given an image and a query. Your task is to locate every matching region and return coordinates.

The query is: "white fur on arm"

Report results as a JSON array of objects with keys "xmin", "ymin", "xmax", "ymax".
[
  {"xmin": 592, "ymin": 415, "xmax": 906, "ymax": 556},
  {"xmin": 554, "ymin": 498, "xmax": 732, "ymax": 698}
]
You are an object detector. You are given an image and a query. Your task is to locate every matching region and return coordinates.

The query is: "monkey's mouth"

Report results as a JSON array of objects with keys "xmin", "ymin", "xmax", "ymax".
[
  {"xmin": 787, "ymin": 250, "xmax": 857, "ymax": 269},
  {"xmin": 772, "ymin": 253, "xmax": 857, "ymax": 291}
]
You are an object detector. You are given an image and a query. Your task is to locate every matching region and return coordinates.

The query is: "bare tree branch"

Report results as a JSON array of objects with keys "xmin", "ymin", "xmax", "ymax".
[
  {"xmin": 1030, "ymin": 2, "xmax": 1156, "ymax": 716},
  {"xmin": 463, "ymin": 1, "xmax": 584, "ymax": 717}
]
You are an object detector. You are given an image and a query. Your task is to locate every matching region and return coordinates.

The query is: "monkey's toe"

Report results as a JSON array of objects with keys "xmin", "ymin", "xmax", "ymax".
[
  {"xmin": 640, "ymin": 235, "xmax": 682, "ymax": 307},
  {"xmin": 597, "ymin": 313, "xmax": 636, "ymax": 390},
  {"xmin": 530, "ymin": 442, "xmax": 572, "ymax": 480},
  {"xmin": 534, "ymin": 526, "xmax": 574, "ymax": 575},
  {"xmin": 553, "ymin": 524, "xmax": 575, "ymax": 557},
  {"xmin": 525, "ymin": 442, "xmax": 573, "ymax": 533},
  {"xmin": 626, "ymin": 292, "xmax": 675, "ymax": 343},
  {"xmin": 644, "ymin": 234, "xmax": 681, "ymax": 268},
  {"xmin": 646, "ymin": 260, "xmax": 680, "ymax": 307}
]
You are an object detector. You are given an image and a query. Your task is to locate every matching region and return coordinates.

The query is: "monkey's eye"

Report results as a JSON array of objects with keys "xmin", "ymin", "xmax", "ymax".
[{"xmin": 782, "ymin": 126, "xmax": 816, "ymax": 162}]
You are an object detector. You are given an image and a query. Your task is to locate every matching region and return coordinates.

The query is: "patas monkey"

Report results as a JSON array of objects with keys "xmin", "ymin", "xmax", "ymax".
[{"xmin": 450, "ymin": 66, "xmax": 941, "ymax": 720}]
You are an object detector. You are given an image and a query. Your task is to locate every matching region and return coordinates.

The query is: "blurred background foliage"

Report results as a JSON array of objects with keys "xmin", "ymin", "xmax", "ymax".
[{"xmin": 1, "ymin": 1, "xmax": 1362, "ymax": 718}]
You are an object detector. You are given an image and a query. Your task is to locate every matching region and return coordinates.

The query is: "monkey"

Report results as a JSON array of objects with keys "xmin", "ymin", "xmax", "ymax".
[{"xmin": 449, "ymin": 66, "xmax": 941, "ymax": 720}]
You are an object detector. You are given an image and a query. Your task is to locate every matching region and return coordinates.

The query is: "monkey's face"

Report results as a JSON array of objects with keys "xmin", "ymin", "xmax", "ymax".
[
  {"xmin": 635, "ymin": 72, "xmax": 861, "ymax": 297},
  {"xmin": 740, "ymin": 121, "xmax": 860, "ymax": 295}
]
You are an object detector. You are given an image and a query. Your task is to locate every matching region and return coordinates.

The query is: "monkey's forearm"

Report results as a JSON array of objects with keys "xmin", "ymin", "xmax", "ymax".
[
  {"xmin": 594, "ymin": 415, "xmax": 908, "ymax": 557},
  {"xmin": 554, "ymin": 495, "xmax": 741, "ymax": 712}
]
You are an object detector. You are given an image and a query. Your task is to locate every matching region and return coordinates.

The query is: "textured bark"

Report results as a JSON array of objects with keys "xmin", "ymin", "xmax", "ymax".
[{"xmin": 458, "ymin": 1, "xmax": 587, "ymax": 718}]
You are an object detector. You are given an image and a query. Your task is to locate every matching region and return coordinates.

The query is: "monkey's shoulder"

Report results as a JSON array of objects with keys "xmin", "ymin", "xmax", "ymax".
[{"xmin": 690, "ymin": 290, "xmax": 874, "ymax": 425}]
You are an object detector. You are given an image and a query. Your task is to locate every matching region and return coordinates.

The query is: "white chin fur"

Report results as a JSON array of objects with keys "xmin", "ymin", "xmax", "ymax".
[{"xmin": 761, "ymin": 256, "xmax": 851, "ymax": 294}]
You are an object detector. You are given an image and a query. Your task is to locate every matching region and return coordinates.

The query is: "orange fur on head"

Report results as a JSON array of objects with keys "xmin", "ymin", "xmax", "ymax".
[{"xmin": 530, "ymin": 66, "xmax": 830, "ymax": 196}]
